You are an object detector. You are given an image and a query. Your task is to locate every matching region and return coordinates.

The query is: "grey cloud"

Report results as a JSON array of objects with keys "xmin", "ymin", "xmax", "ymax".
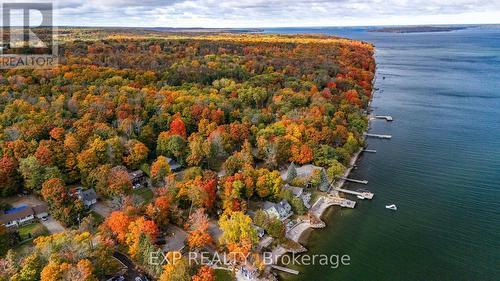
[{"xmin": 19, "ymin": 0, "xmax": 500, "ymax": 26}]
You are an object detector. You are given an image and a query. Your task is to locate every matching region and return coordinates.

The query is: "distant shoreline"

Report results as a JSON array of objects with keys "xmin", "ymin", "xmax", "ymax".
[{"xmin": 369, "ymin": 26, "xmax": 469, "ymax": 33}]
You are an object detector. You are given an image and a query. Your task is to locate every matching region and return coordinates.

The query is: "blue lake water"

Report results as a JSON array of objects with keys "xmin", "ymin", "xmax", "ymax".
[{"xmin": 264, "ymin": 26, "xmax": 500, "ymax": 280}]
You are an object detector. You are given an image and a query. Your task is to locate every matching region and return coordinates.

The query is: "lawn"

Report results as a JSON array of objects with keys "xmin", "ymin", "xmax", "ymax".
[
  {"xmin": 214, "ymin": 269, "xmax": 235, "ymax": 281},
  {"xmin": 132, "ymin": 187, "xmax": 154, "ymax": 203},
  {"xmin": 89, "ymin": 210, "xmax": 104, "ymax": 225},
  {"xmin": 18, "ymin": 222, "xmax": 49, "ymax": 241}
]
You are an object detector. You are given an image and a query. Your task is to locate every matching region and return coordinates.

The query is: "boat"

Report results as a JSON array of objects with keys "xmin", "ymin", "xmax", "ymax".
[
  {"xmin": 357, "ymin": 195, "xmax": 365, "ymax": 200},
  {"xmin": 385, "ymin": 204, "xmax": 397, "ymax": 210}
]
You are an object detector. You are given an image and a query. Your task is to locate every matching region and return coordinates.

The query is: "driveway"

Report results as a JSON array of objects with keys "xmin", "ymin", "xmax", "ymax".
[
  {"xmin": 5, "ymin": 194, "xmax": 44, "ymax": 207},
  {"xmin": 41, "ymin": 216, "xmax": 65, "ymax": 234},
  {"xmin": 92, "ymin": 200, "xmax": 116, "ymax": 217}
]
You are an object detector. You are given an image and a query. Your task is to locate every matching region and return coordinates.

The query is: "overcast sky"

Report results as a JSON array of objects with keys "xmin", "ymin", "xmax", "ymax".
[{"xmin": 8, "ymin": 0, "xmax": 500, "ymax": 27}]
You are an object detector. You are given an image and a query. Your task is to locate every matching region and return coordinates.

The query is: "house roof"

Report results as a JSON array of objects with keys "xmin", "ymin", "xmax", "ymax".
[
  {"xmin": 80, "ymin": 188, "xmax": 97, "ymax": 202},
  {"xmin": 263, "ymin": 201, "xmax": 277, "ymax": 211},
  {"xmin": 264, "ymin": 200, "xmax": 291, "ymax": 214},
  {"xmin": 0, "ymin": 207, "xmax": 34, "ymax": 225},
  {"xmin": 129, "ymin": 170, "xmax": 144, "ymax": 179},
  {"xmin": 166, "ymin": 158, "xmax": 182, "ymax": 171},
  {"xmin": 277, "ymin": 200, "xmax": 292, "ymax": 210},
  {"xmin": 285, "ymin": 184, "xmax": 303, "ymax": 197},
  {"xmin": 32, "ymin": 204, "xmax": 49, "ymax": 215}
]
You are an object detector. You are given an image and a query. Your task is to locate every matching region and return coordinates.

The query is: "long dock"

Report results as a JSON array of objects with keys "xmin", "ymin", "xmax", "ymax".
[
  {"xmin": 365, "ymin": 133, "xmax": 392, "ymax": 139},
  {"xmin": 271, "ymin": 265, "xmax": 299, "ymax": 275},
  {"xmin": 340, "ymin": 177, "xmax": 368, "ymax": 184},
  {"xmin": 335, "ymin": 188, "xmax": 374, "ymax": 199},
  {"xmin": 374, "ymin": 115, "xmax": 393, "ymax": 121},
  {"xmin": 363, "ymin": 149, "xmax": 377, "ymax": 153}
]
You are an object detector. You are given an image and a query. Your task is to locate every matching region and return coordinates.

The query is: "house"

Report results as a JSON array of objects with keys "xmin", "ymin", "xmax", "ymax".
[
  {"xmin": 0, "ymin": 206, "xmax": 35, "ymax": 227},
  {"xmin": 263, "ymin": 200, "xmax": 293, "ymax": 221},
  {"xmin": 32, "ymin": 204, "xmax": 49, "ymax": 219},
  {"xmin": 238, "ymin": 263, "xmax": 259, "ymax": 280},
  {"xmin": 284, "ymin": 184, "xmax": 312, "ymax": 208},
  {"xmin": 78, "ymin": 188, "xmax": 97, "ymax": 208},
  {"xmin": 129, "ymin": 170, "xmax": 146, "ymax": 189},
  {"xmin": 166, "ymin": 157, "xmax": 182, "ymax": 172}
]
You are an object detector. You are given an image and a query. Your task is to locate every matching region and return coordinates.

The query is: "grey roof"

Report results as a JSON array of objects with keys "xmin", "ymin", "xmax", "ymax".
[
  {"xmin": 0, "ymin": 207, "xmax": 34, "ymax": 225},
  {"xmin": 166, "ymin": 158, "xmax": 182, "ymax": 171},
  {"xmin": 32, "ymin": 204, "xmax": 49, "ymax": 215},
  {"xmin": 129, "ymin": 170, "xmax": 144, "ymax": 179},
  {"xmin": 277, "ymin": 200, "xmax": 292, "ymax": 210},
  {"xmin": 81, "ymin": 188, "xmax": 97, "ymax": 202},
  {"xmin": 285, "ymin": 184, "xmax": 303, "ymax": 197},
  {"xmin": 264, "ymin": 200, "xmax": 291, "ymax": 214},
  {"xmin": 263, "ymin": 201, "xmax": 277, "ymax": 211}
]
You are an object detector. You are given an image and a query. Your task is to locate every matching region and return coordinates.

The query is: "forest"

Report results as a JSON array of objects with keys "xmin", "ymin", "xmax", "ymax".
[{"xmin": 0, "ymin": 30, "xmax": 375, "ymax": 280}]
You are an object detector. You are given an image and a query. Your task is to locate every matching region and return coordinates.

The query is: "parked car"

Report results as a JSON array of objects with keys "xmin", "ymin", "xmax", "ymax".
[{"xmin": 40, "ymin": 215, "xmax": 49, "ymax": 221}]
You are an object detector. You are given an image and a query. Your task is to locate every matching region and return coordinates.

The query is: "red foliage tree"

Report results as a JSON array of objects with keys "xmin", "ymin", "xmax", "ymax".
[{"xmin": 170, "ymin": 117, "xmax": 187, "ymax": 138}]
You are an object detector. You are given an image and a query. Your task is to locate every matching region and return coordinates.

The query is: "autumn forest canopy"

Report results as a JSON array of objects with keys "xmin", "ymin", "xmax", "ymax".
[{"xmin": 0, "ymin": 29, "xmax": 375, "ymax": 280}]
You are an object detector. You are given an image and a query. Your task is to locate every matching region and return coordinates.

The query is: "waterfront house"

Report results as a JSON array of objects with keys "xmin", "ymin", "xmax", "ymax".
[
  {"xmin": 0, "ymin": 206, "xmax": 35, "ymax": 227},
  {"xmin": 284, "ymin": 184, "xmax": 312, "ymax": 208},
  {"xmin": 263, "ymin": 200, "xmax": 293, "ymax": 221}
]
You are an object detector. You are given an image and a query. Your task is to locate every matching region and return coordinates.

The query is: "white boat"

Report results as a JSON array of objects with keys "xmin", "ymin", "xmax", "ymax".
[
  {"xmin": 385, "ymin": 204, "xmax": 397, "ymax": 210},
  {"xmin": 357, "ymin": 195, "xmax": 365, "ymax": 200}
]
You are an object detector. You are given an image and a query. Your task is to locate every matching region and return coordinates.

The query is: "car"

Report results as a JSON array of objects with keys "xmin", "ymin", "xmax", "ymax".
[
  {"xmin": 40, "ymin": 215, "xmax": 49, "ymax": 221},
  {"xmin": 135, "ymin": 277, "xmax": 143, "ymax": 281}
]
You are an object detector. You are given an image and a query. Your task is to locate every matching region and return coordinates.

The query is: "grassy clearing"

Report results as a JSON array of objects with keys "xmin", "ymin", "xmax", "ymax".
[
  {"xmin": 18, "ymin": 222, "xmax": 49, "ymax": 241},
  {"xmin": 214, "ymin": 269, "xmax": 235, "ymax": 281},
  {"xmin": 132, "ymin": 187, "xmax": 154, "ymax": 203}
]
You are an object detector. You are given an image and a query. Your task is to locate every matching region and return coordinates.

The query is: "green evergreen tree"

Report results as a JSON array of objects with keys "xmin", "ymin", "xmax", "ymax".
[{"xmin": 286, "ymin": 162, "xmax": 297, "ymax": 182}]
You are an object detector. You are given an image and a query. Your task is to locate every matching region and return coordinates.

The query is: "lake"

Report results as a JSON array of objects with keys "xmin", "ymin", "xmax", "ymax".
[{"xmin": 264, "ymin": 26, "xmax": 500, "ymax": 280}]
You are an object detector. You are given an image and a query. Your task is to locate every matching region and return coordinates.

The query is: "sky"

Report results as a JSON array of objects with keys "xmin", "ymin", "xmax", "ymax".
[{"xmin": 5, "ymin": 0, "xmax": 500, "ymax": 28}]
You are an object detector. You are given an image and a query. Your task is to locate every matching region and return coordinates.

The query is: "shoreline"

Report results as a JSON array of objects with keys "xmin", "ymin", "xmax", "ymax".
[
  {"xmin": 294, "ymin": 147, "xmax": 364, "ymax": 244},
  {"xmin": 284, "ymin": 70, "xmax": 377, "ymax": 255}
]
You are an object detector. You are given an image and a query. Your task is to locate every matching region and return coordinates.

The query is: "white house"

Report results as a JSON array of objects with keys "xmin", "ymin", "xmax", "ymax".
[
  {"xmin": 284, "ymin": 184, "xmax": 312, "ymax": 208},
  {"xmin": 263, "ymin": 200, "xmax": 293, "ymax": 221},
  {"xmin": 0, "ymin": 206, "xmax": 35, "ymax": 227}
]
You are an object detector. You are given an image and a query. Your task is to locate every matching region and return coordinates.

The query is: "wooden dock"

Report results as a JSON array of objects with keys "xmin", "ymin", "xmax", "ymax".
[
  {"xmin": 365, "ymin": 133, "xmax": 392, "ymax": 139},
  {"xmin": 335, "ymin": 188, "xmax": 374, "ymax": 200},
  {"xmin": 340, "ymin": 177, "xmax": 368, "ymax": 184},
  {"xmin": 271, "ymin": 265, "xmax": 299, "ymax": 275}
]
